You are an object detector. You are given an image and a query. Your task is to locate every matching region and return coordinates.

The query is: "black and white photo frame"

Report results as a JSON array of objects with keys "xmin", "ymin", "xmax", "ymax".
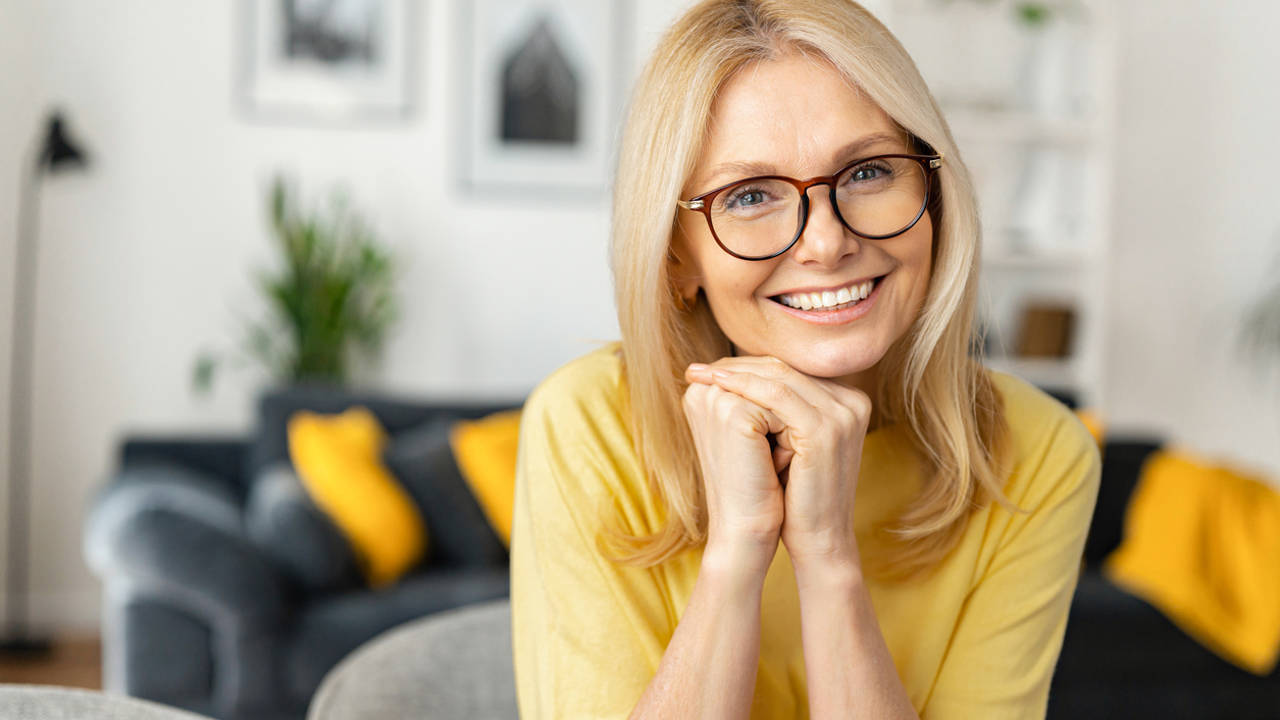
[
  {"xmin": 238, "ymin": 0, "xmax": 418, "ymax": 124},
  {"xmin": 460, "ymin": 0, "xmax": 627, "ymax": 196}
]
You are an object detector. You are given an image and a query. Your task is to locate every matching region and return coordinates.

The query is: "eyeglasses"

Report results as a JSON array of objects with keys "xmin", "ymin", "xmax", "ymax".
[{"xmin": 676, "ymin": 153, "xmax": 944, "ymax": 261}]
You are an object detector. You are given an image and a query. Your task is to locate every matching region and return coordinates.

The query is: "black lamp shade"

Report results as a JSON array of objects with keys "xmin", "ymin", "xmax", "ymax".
[{"xmin": 38, "ymin": 113, "xmax": 88, "ymax": 172}]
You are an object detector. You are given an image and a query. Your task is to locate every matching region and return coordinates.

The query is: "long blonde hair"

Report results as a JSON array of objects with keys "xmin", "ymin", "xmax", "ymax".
[{"xmin": 605, "ymin": 0, "xmax": 1019, "ymax": 583}]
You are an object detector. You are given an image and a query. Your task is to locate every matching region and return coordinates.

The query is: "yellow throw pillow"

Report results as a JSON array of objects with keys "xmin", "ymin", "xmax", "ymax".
[
  {"xmin": 1103, "ymin": 447, "xmax": 1280, "ymax": 675},
  {"xmin": 287, "ymin": 407, "xmax": 427, "ymax": 588},
  {"xmin": 450, "ymin": 410, "xmax": 523, "ymax": 547}
]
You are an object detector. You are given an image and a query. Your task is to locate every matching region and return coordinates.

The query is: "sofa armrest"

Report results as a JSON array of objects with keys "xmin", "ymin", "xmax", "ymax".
[
  {"xmin": 85, "ymin": 464, "xmax": 289, "ymax": 622},
  {"xmin": 306, "ymin": 599, "xmax": 515, "ymax": 720},
  {"xmin": 118, "ymin": 436, "xmax": 251, "ymax": 502}
]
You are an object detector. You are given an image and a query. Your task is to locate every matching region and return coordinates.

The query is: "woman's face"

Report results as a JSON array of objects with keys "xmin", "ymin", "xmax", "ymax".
[{"xmin": 674, "ymin": 52, "xmax": 934, "ymax": 391}]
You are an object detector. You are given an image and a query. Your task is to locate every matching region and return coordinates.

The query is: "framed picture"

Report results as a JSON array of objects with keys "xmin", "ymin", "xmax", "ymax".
[
  {"xmin": 460, "ymin": 0, "xmax": 627, "ymax": 197},
  {"xmin": 238, "ymin": 0, "xmax": 417, "ymax": 124}
]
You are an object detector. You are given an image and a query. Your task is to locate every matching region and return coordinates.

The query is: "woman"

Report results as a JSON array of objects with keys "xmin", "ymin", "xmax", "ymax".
[{"xmin": 510, "ymin": 1, "xmax": 1101, "ymax": 718}]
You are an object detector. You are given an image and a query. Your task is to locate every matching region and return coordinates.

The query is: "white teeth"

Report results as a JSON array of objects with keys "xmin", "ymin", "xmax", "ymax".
[{"xmin": 777, "ymin": 277, "xmax": 878, "ymax": 311}]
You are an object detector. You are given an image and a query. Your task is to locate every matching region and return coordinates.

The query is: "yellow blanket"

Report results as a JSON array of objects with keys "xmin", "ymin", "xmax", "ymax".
[{"xmin": 1103, "ymin": 446, "xmax": 1280, "ymax": 675}]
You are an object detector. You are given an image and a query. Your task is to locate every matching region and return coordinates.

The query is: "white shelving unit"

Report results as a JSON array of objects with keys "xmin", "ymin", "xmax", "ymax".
[{"xmin": 883, "ymin": 0, "xmax": 1116, "ymax": 410}]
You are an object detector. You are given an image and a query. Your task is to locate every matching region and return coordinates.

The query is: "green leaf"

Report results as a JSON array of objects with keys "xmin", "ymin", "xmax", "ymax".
[
  {"xmin": 1016, "ymin": 2, "xmax": 1052, "ymax": 26},
  {"xmin": 191, "ymin": 351, "xmax": 218, "ymax": 394}
]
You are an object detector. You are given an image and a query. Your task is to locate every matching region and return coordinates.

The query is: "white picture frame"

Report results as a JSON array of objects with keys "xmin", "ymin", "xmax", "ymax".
[
  {"xmin": 460, "ymin": 0, "xmax": 626, "ymax": 197},
  {"xmin": 238, "ymin": 0, "xmax": 417, "ymax": 124}
]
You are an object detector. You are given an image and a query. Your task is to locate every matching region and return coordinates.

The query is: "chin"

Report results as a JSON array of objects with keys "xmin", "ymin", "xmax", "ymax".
[{"xmin": 779, "ymin": 341, "xmax": 882, "ymax": 379}]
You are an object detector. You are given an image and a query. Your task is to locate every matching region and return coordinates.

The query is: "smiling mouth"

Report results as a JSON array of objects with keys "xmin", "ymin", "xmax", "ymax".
[{"xmin": 769, "ymin": 274, "xmax": 887, "ymax": 312}]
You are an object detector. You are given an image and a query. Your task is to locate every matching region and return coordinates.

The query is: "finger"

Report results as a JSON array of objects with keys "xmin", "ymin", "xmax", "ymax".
[
  {"xmin": 707, "ymin": 367, "xmax": 825, "ymax": 435},
  {"xmin": 685, "ymin": 362, "xmax": 716, "ymax": 385},
  {"xmin": 711, "ymin": 356, "xmax": 872, "ymax": 426},
  {"xmin": 699, "ymin": 382, "xmax": 789, "ymax": 438},
  {"xmin": 772, "ymin": 443, "xmax": 794, "ymax": 474},
  {"xmin": 807, "ymin": 375, "xmax": 874, "ymax": 426},
  {"xmin": 704, "ymin": 356, "xmax": 834, "ymax": 409}
]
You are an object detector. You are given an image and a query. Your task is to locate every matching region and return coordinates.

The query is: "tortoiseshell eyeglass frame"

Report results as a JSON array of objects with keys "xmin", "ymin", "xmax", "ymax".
[{"xmin": 676, "ymin": 152, "xmax": 944, "ymax": 261}]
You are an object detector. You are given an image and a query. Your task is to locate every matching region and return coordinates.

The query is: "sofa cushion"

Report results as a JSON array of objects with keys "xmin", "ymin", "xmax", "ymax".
[
  {"xmin": 449, "ymin": 410, "xmax": 522, "ymax": 547},
  {"xmin": 1083, "ymin": 438, "xmax": 1163, "ymax": 566},
  {"xmin": 245, "ymin": 462, "xmax": 362, "ymax": 594},
  {"xmin": 287, "ymin": 407, "xmax": 428, "ymax": 588},
  {"xmin": 245, "ymin": 386, "xmax": 519, "ymax": 481},
  {"xmin": 383, "ymin": 417, "xmax": 509, "ymax": 569}
]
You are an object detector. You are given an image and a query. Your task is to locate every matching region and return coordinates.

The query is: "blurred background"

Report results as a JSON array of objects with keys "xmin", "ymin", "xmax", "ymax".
[{"xmin": 1, "ymin": 0, "xmax": 1278, "ymax": 718}]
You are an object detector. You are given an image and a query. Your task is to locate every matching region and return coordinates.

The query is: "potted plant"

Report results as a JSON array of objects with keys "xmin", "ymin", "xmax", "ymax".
[{"xmin": 193, "ymin": 176, "xmax": 398, "ymax": 393}]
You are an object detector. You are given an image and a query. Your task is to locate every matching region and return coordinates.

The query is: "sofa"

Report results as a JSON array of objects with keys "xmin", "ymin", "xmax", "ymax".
[
  {"xmin": 1047, "ymin": 438, "xmax": 1280, "ymax": 718},
  {"xmin": 85, "ymin": 385, "xmax": 1280, "ymax": 719},
  {"xmin": 84, "ymin": 385, "xmax": 521, "ymax": 720},
  {"xmin": 304, "ymin": 443, "xmax": 1280, "ymax": 720}
]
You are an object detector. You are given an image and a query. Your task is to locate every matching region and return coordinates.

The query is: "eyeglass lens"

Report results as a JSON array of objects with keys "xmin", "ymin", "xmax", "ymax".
[{"xmin": 707, "ymin": 156, "xmax": 929, "ymax": 258}]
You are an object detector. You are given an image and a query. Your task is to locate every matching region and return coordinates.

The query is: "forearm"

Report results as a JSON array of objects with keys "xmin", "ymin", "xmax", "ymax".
[
  {"xmin": 629, "ymin": 546, "xmax": 767, "ymax": 720},
  {"xmin": 794, "ymin": 558, "xmax": 920, "ymax": 720}
]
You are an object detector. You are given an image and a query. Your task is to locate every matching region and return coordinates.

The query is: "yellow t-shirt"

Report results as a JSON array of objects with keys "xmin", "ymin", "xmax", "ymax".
[{"xmin": 510, "ymin": 342, "xmax": 1101, "ymax": 719}]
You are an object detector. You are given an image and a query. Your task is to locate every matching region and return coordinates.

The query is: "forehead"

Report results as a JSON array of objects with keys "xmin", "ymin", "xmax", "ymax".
[{"xmin": 690, "ymin": 53, "xmax": 903, "ymax": 189}]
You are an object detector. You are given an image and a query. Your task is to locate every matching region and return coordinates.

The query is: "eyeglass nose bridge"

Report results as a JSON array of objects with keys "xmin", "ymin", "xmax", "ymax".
[{"xmin": 788, "ymin": 175, "xmax": 852, "ymax": 252}]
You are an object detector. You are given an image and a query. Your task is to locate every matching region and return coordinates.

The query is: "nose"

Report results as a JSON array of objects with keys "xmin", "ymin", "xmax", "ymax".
[{"xmin": 790, "ymin": 183, "xmax": 860, "ymax": 266}]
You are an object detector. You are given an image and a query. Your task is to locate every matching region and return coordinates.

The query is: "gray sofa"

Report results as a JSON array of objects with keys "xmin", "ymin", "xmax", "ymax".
[
  {"xmin": 83, "ymin": 386, "xmax": 520, "ymax": 720},
  {"xmin": 306, "ymin": 598, "xmax": 515, "ymax": 720},
  {"xmin": 0, "ymin": 685, "xmax": 216, "ymax": 720}
]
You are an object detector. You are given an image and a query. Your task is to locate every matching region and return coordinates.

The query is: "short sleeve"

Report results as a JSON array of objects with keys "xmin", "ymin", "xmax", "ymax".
[
  {"xmin": 924, "ymin": 409, "xmax": 1102, "ymax": 719},
  {"xmin": 510, "ymin": 360, "xmax": 674, "ymax": 719}
]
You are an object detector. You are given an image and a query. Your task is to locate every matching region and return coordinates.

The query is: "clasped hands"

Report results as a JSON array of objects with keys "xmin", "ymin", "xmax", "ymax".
[{"xmin": 683, "ymin": 355, "xmax": 871, "ymax": 571}]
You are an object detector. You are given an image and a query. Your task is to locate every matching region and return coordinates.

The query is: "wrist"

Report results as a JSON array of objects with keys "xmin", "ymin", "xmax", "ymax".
[
  {"xmin": 701, "ymin": 534, "xmax": 778, "ymax": 585},
  {"xmin": 789, "ymin": 543, "xmax": 864, "ymax": 591}
]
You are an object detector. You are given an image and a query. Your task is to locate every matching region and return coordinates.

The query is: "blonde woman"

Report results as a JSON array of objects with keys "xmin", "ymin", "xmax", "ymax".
[{"xmin": 510, "ymin": 1, "xmax": 1101, "ymax": 718}]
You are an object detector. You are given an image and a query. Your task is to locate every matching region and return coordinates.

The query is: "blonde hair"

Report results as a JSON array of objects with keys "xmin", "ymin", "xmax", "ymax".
[{"xmin": 605, "ymin": 0, "xmax": 1019, "ymax": 583}]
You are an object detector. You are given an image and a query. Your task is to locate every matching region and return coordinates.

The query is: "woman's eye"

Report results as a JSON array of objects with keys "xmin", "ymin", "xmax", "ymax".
[
  {"xmin": 728, "ymin": 189, "xmax": 768, "ymax": 208},
  {"xmin": 849, "ymin": 164, "xmax": 888, "ymax": 183}
]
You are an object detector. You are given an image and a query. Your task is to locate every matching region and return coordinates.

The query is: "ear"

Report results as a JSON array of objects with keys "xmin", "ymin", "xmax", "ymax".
[{"xmin": 667, "ymin": 236, "xmax": 701, "ymax": 309}]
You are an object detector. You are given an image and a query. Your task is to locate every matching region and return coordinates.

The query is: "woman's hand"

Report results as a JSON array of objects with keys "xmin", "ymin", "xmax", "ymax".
[
  {"xmin": 681, "ymin": 366, "xmax": 787, "ymax": 576},
  {"xmin": 686, "ymin": 356, "xmax": 871, "ymax": 567}
]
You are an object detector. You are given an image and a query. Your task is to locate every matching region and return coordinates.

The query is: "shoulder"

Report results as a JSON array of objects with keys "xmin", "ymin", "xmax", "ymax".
[
  {"xmin": 985, "ymin": 368, "xmax": 1101, "ymax": 506},
  {"xmin": 517, "ymin": 342, "xmax": 650, "ymax": 527},
  {"xmin": 520, "ymin": 341, "xmax": 637, "ymax": 479},
  {"xmin": 523, "ymin": 341, "xmax": 628, "ymax": 427}
]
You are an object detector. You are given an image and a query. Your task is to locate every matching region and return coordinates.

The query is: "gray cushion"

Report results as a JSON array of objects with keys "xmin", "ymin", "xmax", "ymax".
[
  {"xmin": 306, "ymin": 598, "xmax": 516, "ymax": 720},
  {"xmin": 0, "ymin": 685, "xmax": 215, "ymax": 720},
  {"xmin": 245, "ymin": 462, "xmax": 361, "ymax": 593},
  {"xmin": 382, "ymin": 418, "xmax": 509, "ymax": 569}
]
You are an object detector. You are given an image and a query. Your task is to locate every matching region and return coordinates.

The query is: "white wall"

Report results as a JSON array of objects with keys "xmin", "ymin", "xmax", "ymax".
[
  {"xmin": 1105, "ymin": 0, "xmax": 1280, "ymax": 476},
  {"xmin": 2, "ymin": 0, "xmax": 1278, "ymax": 632},
  {"xmin": 0, "ymin": 0, "xmax": 696, "ymax": 632},
  {"xmin": 0, "ymin": 0, "xmax": 53, "ymax": 627}
]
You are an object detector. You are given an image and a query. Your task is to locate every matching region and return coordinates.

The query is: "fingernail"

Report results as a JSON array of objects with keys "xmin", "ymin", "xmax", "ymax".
[
  {"xmin": 712, "ymin": 369, "xmax": 732, "ymax": 379},
  {"xmin": 688, "ymin": 363, "xmax": 708, "ymax": 371}
]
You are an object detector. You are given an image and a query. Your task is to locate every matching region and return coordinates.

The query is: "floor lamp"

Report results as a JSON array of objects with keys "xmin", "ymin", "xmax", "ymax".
[{"xmin": 2, "ymin": 111, "xmax": 90, "ymax": 656}]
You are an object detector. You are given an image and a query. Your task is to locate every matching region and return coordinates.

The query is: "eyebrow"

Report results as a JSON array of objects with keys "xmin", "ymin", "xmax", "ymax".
[{"xmin": 698, "ymin": 131, "xmax": 907, "ymax": 188}]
